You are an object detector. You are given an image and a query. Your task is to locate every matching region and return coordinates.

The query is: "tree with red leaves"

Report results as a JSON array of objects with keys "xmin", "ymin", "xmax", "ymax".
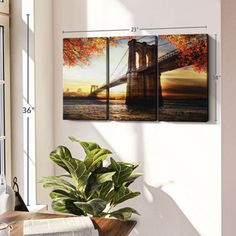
[
  {"xmin": 63, "ymin": 37, "xmax": 121, "ymax": 67},
  {"xmin": 160, "ymin": 34, "xmax": 208, "ymax": 73},
  {"xmin": 63, "ymin": 38, "xmax": 108, "ymax": 67}
]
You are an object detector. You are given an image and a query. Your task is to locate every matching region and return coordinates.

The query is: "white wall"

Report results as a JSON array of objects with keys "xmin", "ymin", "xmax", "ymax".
[
  {"xmin": 222, "ymin": 0, "xmax": 236, "ymax": 235},
  {"xmin": 53, "ymin": 1, "xmax": 221, "ymax": 236},
  {"xmin": 9, "ymin": 0, "xmax": 221, "ymax": 234},
  {"xmin": 34, "ymin": 0, "xmax": 55, "ymax": 206},
  {"xmin": 11, "ymin": 0, "xmax": 55, "ymax": 205}
]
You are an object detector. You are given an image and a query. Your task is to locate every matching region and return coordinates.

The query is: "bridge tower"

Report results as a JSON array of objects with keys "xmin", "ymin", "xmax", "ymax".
[
  {"xmin": 90, "ymin": 85, "xmax": 99, "ymax": 95},
  {"xmin": 126, "ymin": 38, "xmax": 162, "ymax": 106}
]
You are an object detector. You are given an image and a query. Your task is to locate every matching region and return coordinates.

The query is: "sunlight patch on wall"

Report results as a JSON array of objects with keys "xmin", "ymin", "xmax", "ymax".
[
  {"xmin": 87, "ymin": 0, "xmax": 134, "ymax": 33},
  {"xmin": 22, "ymin": 0, "xmax": 34, "ymax": 31},
  {"xmin": 22, "ymin": 49, "xmax": 36, "ymax": 206},
  {"xmin": 143, "ymin": 184, "xmax": 154, "ymax": 203}
]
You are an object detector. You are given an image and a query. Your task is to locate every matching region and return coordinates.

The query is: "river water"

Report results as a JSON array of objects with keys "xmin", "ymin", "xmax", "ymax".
[
  {"xmin": 159, "ymin": 99, "xmax": 208, "ymax": 122},
  {"xmin": 63, "ymin": 98, "xmax": 207, "ymax": 122},
  {"xmin": 63, "ymin": 98, "xmax": 157, "ymax": 121}
]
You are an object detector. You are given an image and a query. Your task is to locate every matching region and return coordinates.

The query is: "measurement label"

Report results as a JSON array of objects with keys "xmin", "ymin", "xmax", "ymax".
[
  {"xmin": 130, "ymin": 27, "xmax": 139, "ymax": 32},
  {"xmin": 23, "ymin": 106, "xmax": 34, "ymax": 114}
]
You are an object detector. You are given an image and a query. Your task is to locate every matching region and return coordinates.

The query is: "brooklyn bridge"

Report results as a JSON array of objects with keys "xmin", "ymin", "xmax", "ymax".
[{"xmin": 88, "ymin": 37, "xmax": 198, "ymax": 106}]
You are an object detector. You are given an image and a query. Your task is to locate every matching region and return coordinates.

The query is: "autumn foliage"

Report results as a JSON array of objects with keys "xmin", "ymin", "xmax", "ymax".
[
  {"xmin": 63, "ymin": 38, "xmax": 108, "ymax": 67},
  {"xmin": 63, "ymin": 37, "xmax": 122, "ymax": 67},
  {"xmin": 160, "ymin": 34, "xmax": 208, "ymax": 73}
]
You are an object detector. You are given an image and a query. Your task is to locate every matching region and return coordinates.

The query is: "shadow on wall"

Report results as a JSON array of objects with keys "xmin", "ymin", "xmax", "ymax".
[
  {"xmin": 63, "ymin": 121, "xmax": 200, "ymax": 236},
  {"xmin": 131, "ymin": 183, "xmax": 201, "ymax": 236}
]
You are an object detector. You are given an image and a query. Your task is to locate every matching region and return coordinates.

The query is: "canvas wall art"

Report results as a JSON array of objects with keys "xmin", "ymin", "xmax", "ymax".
[
  {"xmin": 63, "ymin": 34, "xmax": 208, "ymax": 122},
  {"xmin": 63, "ymin": 37, "xmax": 108, "ymax": 120},
  {"xmin": 109, "ymin": 36, "xmax": 157, "ymax": 121},
  {"xmin": 158, "ymin": 34, "xmax": 208, "ymax": 121}
]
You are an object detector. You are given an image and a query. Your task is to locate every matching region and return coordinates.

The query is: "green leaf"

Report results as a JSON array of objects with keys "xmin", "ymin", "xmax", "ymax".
[
  {"xmin": 96, "ymin": 172, "xmax": 116, "ymax": 184},
  {"xmin": 86, "ymin": 183, "xmax": 101, "ymax": 199},
  {"xmin": 109, "ymin": 207, "xmax": 140, "ymax": 221},
  {"xmin": 38, "ymin": 175, "xmax": 60, "ymax": 183},
  {"xmin": 52, "ymin": 199, "xmax": 70, "ymax": 213},
  {"xmin": 84, "ymin": 149, "xmax": 111, "ymax": 171},
  {"xmin": 106, "ymin": 189, "xmax": 116, "ymax": 202},
  {"xmin": 39, "ymin": 176, "xmax": 76, "ymax": 191},
  {"xmin": 69, "ymin": 136, "xmax": 101, "ymax": 155},
  {"xmin": 49, "ymin": 145, "xmax": 91, "ymax": 192},
  {"xmin": 124, "ymin": 172, "xmax": 142, "ymax": 186},
  {"xmin": 97, "ymin": 181, "xmax": 113, "ymax": 201},
  {"xmin": 113, "ymin": 185, "xmax": 140, "ymax": 205},
  {"xmin": 85, "ymin": 172, "xmax": 115, "ymax": 199},
  {"xmin": 74, "ymin": 198, "xmax": 107, "ymax": 216},
  {"xmin": 52, "ymin": 199, "xmax": 85, "ymax": 215},
  {"xmin": 62, "ymin": 158, "xmax": 88, "ymax": 190},
  {"xmin": 85, "ymin": 173, "xmax": 98, "ymax": 198},
  {"xmin": 50, "ymin": 189, "xmax": 78, "ymax": 201},
  {"xmin": 50, "ymin": 146, "xmax": 73, "ymax": 173},
  {"xmin": 109, "ymin": 158, "xmax": 133, "ymax": 187},
  {"xmin": 50, "ymin": 146, "xmax": 89, "ymax": 189},
  {"xmin": 117, "ymin": 162, "xmax": 140, "ymax": 170}
]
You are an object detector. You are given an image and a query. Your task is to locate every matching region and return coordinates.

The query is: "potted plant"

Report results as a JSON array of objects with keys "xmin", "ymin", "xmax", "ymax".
[{"xmin": 39, "ymin": 137, "xmax": 142, "ymax": 221}]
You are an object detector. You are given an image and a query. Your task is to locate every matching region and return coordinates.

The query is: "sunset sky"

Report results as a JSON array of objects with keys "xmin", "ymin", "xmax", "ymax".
[
  {"xmin": 63, "ymin": 36, "xmax": 207, "ymax": 100},
  {"xmin": 63, "ymin": 36, "xmax": 156, "ymax": 98},
  {"xmin": 158, "ymin": 36, "xmax": 207, "ymax": 99},
  {"xmin": 160, "ymin": 66, "xmax": 207, "ymax": 99},
  {"xmin": 63, "ymin": 38, "xmax": 107, "ymax": 96}
]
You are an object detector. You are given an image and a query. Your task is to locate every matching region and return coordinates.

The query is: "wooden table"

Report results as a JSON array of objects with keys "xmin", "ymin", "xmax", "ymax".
[{"xmin": 0, "ymin": 211, "xmax": 136, "ymax": 236}]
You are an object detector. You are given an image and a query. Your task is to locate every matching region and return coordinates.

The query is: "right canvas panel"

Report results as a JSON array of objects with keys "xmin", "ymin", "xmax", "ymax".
[{"xmin": 158, "ymin": 34, "xmax": 208, "ymax": 122}]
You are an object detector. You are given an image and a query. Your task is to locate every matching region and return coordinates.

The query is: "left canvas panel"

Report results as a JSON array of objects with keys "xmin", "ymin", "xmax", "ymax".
[{"xmin": 63, "ymin": 37, "xmax": 108, "ymax": 120}]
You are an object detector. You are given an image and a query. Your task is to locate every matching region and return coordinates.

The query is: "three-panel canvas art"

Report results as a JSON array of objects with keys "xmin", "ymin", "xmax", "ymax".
[{"xmin": 63, "ymin": 34, "xmax": 208, "ymax": 121}]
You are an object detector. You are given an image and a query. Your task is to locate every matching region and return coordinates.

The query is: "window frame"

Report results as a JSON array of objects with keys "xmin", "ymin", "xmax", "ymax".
[
  {"xmin": 0, "ymin": 13, "xmax": 11, "ymax": 184},
  {"xmin": 0, "ymin": 0, "xmax": 9, "ymax": 15}
]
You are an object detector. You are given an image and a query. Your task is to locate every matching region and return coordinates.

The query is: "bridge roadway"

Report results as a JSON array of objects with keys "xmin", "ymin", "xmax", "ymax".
[{"xmin": 90, "ymin": 49, "xmax": 192, "ymax": 96}]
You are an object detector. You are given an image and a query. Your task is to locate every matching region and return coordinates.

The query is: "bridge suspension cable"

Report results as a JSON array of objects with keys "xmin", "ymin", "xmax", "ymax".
[
  {"xmin": 109, "ymin": 61, "xmax": 128, "ymax": 85},
  {"xmin": 116, "ymin": 62, "xmax": 128, "ymax": 78},
  {"xmin": 110, "ymin": 48, "xmax": 128, "ymax": 78},
  {"xmin": 159, "ymin": 42, "xmax": 170, "ymax": 47},
  {"xmin": 110, "ymin": 37, "xmax": 157, "ymax": 80},
  {"xmin": 136, "ymin": 36, "xmax": 156, "ymax": 44}
]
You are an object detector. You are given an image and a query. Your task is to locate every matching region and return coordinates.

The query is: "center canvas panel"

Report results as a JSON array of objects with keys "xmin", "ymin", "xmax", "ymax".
[
  {"xmin": 109, "ymin": 36, "xmax": 158, "ymax": 121},
  {"xmin": 63, "ymin": 37, "xmax": 108, "ymax": 120}
]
